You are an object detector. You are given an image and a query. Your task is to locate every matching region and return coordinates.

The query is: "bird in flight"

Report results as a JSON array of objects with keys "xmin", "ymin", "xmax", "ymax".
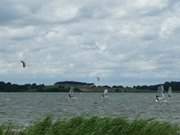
[{"xmin": 20, "ymin": 60, "xmax": 26, "ymax": 68}]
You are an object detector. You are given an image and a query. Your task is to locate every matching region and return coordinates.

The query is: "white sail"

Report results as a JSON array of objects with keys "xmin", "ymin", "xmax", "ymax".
[
  {"xmin": 156, "ymin": 85, "xmax": 167, "ymax": 102},
  {"xmin": 104, "ymin": 89, "xmax": 108, "ymax": 95},
  {"xmin": 157, "ymin": 85, "xmax": 165, "ymax": 98},
  {"xmin": 68, "ymin": 87, "xmax": 74, "ymax": 98},
  {"xmin": 69, "ymin": 88, "xmax": 74, "ymax": 94},
  {"xmin": 102, "ymin": 89, "xmax": 108, "ymax": 98},
  {"xmin": 168, "ymin": 86, "xmax": 172, "ymax": 97}
]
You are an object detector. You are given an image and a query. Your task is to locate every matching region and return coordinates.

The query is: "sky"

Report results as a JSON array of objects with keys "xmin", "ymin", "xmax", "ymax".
[{"xmin": 0, "ymin": 0, "xmax": 180, "ymax": 86}]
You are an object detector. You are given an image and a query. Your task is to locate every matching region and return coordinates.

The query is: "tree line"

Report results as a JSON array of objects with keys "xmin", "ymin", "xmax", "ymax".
[
  {"xmin": 133, "ymin": 81, "xmax": 180, "ymax": 92},
  {"xmin": 0, "ymin": 81, "xmax": 180, "ymax": 92},
  {"xmin": 0, "ymin": 81, "xmax": 74, "ymax": 92}
]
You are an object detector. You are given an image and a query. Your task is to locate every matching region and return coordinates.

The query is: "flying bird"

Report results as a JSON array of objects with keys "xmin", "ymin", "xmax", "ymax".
[{"xmin": 20, "ymin": 60, "xmax": 26, "ymax": 68}]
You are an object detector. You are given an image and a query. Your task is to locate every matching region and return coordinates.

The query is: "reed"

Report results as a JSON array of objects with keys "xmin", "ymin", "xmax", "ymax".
[{"xmin": 0, "ymin": 116, "xmax": 179, "ymax": 135}]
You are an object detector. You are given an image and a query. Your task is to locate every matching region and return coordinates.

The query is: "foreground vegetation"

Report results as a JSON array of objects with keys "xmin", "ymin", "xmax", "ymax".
[{"xmin": 0, "ymin": 117, "xmax": 179, "ymax": 135}]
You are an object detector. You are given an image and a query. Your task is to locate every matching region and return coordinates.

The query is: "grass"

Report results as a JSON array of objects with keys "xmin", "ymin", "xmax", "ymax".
[{"xmin": 0, "ymin": 116, "xmax": 179, "ymax": 135}]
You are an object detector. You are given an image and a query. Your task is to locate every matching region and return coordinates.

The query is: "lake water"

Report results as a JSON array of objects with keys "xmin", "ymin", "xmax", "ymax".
[{"xmin": 0, "ymin": 93, "xmax": 179, "ymax": 125}]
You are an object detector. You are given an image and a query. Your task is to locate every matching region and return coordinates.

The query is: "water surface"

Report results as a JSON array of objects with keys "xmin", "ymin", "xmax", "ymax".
[{"xmin": 0, "ymin": 93, "xmax": 178, "ymax": 125}]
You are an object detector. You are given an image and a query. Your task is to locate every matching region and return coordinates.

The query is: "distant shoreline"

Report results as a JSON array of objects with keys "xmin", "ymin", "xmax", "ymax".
[
  {"xmin": 0, "ymin": 80, "xmax": 179, "ymax": 92},
  {"xmin": 0, "ymin": 91, "xmax": 179, "ymax": 93}
]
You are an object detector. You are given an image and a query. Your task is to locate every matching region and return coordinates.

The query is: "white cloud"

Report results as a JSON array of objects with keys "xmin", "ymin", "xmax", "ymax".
[
  {"xmin": 0, "ymin": 0, "xmax": 180, "ymax": 85},
  {"xmin": 160, "ymin": 16, "xmax": 180, "ymax": 39},
  {"xmin": 132, "ymin": 0, "xmax": 168, "ymax": 9},
  {"xmin": 35, "ymin": 1, "xmax": 79, "ymax": 23},
  {"xmin": 0, "ymin": 26, "xmax": 36, "ymax": 40}
]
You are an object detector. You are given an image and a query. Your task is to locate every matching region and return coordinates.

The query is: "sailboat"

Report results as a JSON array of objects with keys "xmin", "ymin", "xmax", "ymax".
[
  {"xmin": 68, "ymin": 87, "xmax": 74, "ymax": 98},
  {"xmin": 102, "ymin": 89, "xmax": 108, "ymax": 98},
  {"xmin": 155, "ymin": 85, "xmax": 167, "ymax": 102},
  {"xmin": 168, "ymin": 86, "xmax": 172, "ymax": 97}
]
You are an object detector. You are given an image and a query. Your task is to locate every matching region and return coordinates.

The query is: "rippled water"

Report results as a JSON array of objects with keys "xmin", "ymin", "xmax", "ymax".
[{"xmin": 0, "ymin": 92, "xmax": 179, "ymax": 125}]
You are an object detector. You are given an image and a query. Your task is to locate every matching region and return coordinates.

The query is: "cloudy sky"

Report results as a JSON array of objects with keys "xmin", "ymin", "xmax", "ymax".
[{"xmin": 0, "ymin": 0, "xmax": 180, "ymax": 85}]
